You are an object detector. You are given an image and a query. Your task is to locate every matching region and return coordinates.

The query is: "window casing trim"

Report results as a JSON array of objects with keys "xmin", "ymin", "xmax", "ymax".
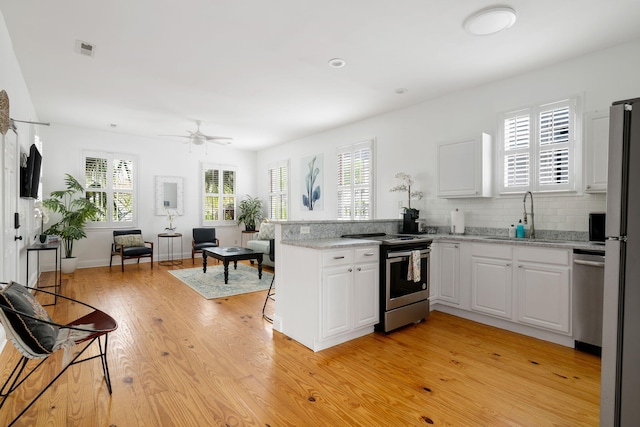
[{"xmin": 497, "ymin": 96, "xmax": 582, "ymax": 195}]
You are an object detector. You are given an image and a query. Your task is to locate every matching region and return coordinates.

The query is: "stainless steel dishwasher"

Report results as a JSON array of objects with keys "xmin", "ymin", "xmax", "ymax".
[{"xmin": 572, "ymin": 248, "xmax": 605, "ymax": 355}]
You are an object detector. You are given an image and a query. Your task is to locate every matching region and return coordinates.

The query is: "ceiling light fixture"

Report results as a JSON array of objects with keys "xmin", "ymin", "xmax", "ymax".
[
  {"xmin": 328, "ymin": 58, "xmax": 346, "ymax": 68},
  {"xmin": 463, "ymin": 6, "xmax": 517, "ymax": 36}
]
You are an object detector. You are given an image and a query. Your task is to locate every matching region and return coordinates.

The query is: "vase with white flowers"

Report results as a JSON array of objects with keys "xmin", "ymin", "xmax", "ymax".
[
  {"xmin": 165, "ymin": 209, "xmax": 177, "ymax": 234},
  {"xmin": 389, "ymin": 172, "xmax": 423, "ymax": 233},
  {"xmin": 33, "ymin": 201, "xmax": 50, "ymax": 244}
]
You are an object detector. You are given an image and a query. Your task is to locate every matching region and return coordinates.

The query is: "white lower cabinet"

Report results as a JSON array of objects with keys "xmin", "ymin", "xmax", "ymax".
[
  {"xmin": 515, "ymin": 247, "xmax": 571, "ymax": 333},
  {"xmin": 280, "ymin": 244, "xmax": 379, "ymax": 351},
  {"xmin": 438, "ymin": 243, "xmax": 572, "ymax": 340},
  {"xmin": 470, "ymin": 244, "xmax": 513, "ymax": 319},
  {"xmin": 434, "ymin": 242, "xmax": 461, "ymax": 306}
]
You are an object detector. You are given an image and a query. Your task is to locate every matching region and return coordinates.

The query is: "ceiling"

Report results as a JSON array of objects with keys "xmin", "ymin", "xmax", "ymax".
[{"xmin": 2, "ymin": 1, "xmax": 640, "ymax": 151}]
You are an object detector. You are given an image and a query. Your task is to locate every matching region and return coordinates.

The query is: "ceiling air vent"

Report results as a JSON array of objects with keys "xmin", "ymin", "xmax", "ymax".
[{"xmin": 75, "ymin": 40, "xmax": 95, "ymax": 58}]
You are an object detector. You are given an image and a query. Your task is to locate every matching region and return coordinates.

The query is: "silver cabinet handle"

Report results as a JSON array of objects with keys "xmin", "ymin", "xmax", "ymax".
[
  {"xmin": 348, "ymin": 268, "xmax": 353, "ymax": 272},
  {"xmin": 333, "ymin": 256, "xmax": 345, "ymax": 260},
  {"xmin": 364, "ymin": 252, "xmax": 376, "ymax": 256},
  {"xmin": 357, "ymin": 267, "xmax": 362, "ymax": 271}
]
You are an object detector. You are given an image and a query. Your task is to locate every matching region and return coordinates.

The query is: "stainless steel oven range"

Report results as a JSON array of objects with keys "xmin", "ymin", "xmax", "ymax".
[{"xmin": 342, "ymin": 233, "xmax": 433, "ymax": 332}]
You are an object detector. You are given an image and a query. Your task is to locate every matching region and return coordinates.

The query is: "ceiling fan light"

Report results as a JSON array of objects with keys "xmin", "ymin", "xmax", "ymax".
[
  {"xmin": 190, "ymin": 135, "xmax": 206, "ymax": 145},
  {"xmin": 464, "ymin": 6, "xmax": 517, "ymax": 36}
]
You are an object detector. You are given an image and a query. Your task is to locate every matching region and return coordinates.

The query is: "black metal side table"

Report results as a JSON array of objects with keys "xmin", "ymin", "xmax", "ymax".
[
  {"xmin": 158, "ymin": 233, "xmax": 183, "ymax": 266},
  {"xmin": 26, "ymin": 241, "xmax": 61, "ymax": 306}
]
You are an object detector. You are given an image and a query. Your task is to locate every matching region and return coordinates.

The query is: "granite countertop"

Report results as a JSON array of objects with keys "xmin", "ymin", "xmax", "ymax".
[{"xmin": 281, "ymin": 234, "xmax": 605, "ymax": 251}]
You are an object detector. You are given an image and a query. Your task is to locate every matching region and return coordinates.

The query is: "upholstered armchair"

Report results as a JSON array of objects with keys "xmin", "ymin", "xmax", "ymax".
[
  {"xmin": 192, "ymin": 228, "xmax": 219, "ymax": 263},
  {"xmin": 246, "ymin": 221, "xmax": 275, "ymax": 267},
  {"xmin": 110, "ymin": 229, "xmax": 154, "ymax": 271}
]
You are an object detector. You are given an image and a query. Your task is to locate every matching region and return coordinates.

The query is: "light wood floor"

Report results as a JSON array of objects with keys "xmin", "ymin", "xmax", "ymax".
[{"xmin": 0, "ymin": 259, "xmax": 600, "ymax": 426}]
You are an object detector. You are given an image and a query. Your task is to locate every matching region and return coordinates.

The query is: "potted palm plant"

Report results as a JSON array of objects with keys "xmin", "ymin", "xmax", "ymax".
[
  {"xmin": 237, "ymin": 195, "xmax": 264, "ymax": 231},
  {"xmin": 42, "ymin": 174, "xmax": 102, "ymax": 273}
]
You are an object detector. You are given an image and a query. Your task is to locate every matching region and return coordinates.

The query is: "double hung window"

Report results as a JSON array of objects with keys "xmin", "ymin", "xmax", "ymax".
[
  {"xmin": 499, "ymin": 98, "xmax": 579, "ymax": 193},
  {"xmin": 84, "ymin": 151, "xmax": 137, "ymax": 227},
  {"xmin": 268, "ymin": 161, "xmax": 288, "ymax": 220},
  {"xmin": 337, "ymin": 140, "xmax": 374, "ymax": 220},
  {"xmin": 202, "ymin": 164, "xmax": 236, "ymax": 225}
]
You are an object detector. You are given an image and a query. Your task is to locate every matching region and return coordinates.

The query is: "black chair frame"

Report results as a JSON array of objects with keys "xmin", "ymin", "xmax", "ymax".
[
  {"xmin": 262, "ymin": 239, "xmax": 275, "ymax": 322},
  {"xmin": 192, "ymin": 228, "xmax": 220, "ymax": 264},
  {"xmin": 110, "ymin": 230, "xmax": 154, "ymax": 271},
  {"xmin": 0, "ymin": 286, "xmax": 117, "ymax": 426}
]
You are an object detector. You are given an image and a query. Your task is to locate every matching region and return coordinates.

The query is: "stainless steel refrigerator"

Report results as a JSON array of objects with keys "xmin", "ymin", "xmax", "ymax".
[{"xmin": 601, "ymin": 97, "xmax": 640, "ymax": 426}]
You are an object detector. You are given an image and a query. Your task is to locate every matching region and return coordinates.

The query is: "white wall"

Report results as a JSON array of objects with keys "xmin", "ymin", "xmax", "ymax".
[
  {"xmin": 39, "ymin": 124, "xmax": 258, "ymax": 269},
  {"xmin": 257, "ymin": 38, "xmax": 640, "ymax": 232},
  {"xmin": 1, "ymin": 11, "xmax": 41, "ymax": 281}
]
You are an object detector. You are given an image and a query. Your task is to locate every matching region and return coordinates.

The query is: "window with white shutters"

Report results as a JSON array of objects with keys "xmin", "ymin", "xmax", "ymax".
[
  {"xmin": 499, "ymin": 98, "xmax": 578, "ymax": 194},
  {"xmin": 337, "ymin": 140, "xmax": 374, "ymax": 220},
  {"xmin": 84, "ymin": 151, "xmax": 137, "ymax": 227},
  {"xmin": 202, "ymin": 164, "xmax": 236, "ymax": 225},
  {"xmin": 268, "ymin": 161, "xmax": 288, "ymax": 220}
]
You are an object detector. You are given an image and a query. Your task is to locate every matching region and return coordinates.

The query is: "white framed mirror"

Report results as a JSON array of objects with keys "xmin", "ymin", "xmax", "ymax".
[{"xmin": 155, "ymin": 176, "xmax": 184, "ymax": 215}]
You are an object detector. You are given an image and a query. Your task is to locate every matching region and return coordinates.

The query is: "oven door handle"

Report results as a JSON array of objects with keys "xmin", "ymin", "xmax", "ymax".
[{"xmin": 387, "ymin": 249, "xmax": 430, "ymax": 258}]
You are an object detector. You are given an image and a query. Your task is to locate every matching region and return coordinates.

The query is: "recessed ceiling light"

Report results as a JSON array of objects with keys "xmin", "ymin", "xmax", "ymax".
[
  {"xmin": 328, "ymin": 58, "xmax": 346, "ymax": 68},
  {"xmin": 395, "ymin": 88, "xmax": 408, "ymax": 94},
  {"xmin": 109, "ymin": 123, "xmax": 117, "ymax": 128},
  {"xmin": 464, "ymin": 6, "xmax": 517, "ymax": 36}
]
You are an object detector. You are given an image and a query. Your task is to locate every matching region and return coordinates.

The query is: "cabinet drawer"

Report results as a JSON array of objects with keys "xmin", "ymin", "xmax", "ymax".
[
  {"xmin": 471, "ymin": 243, "xmax": 511, "ymax": 260},
  {"xmin": 515, "ymin": 247, "xmax": 570, "ymax": 266},
  {"xmin": 322, "ymin": 250, "xmax": 353, "ymax": 267},
  {"xmin": 354, "ymin": 247, "xmax": 379, "ymax": 264}
]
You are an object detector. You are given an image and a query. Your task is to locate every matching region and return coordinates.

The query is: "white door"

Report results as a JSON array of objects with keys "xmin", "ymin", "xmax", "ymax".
[{"xmin": 2, "ymin": 129, "xmax": 20, "ymax": 283}]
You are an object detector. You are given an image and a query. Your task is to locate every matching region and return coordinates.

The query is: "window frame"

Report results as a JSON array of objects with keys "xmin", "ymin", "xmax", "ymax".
[
  {"xmin": 201, "ymin": 163, "xmax": 237, "ymax": 226},
  {"xmin": 268, "ymin": 159, "xmax": 289, "ymax": 221},
  {"xmin": 497, "ymin": 97, "xmax": 581, "ymax": 195},
  {"xmin": 83, "ymin": 150, "xmax": 138, "ymax": 229},
  {"xmin": 336, "ymin": 139, "xmax": 375, "ymax": 220}
]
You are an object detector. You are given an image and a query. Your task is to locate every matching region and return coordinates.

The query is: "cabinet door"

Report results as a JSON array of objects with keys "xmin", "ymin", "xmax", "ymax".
[
  {"xmin": 436, "ymin": 242, "xmax": 460, "ymax": 305},
  {"xmin": 321, "ymin": 266, "xmax": 351, "ymax": 339},
  {"xmin": 584, "ymin": 110, "xmax": 609, "ymax": 193},
  {"xmin": 517, "ymin": 263, "xmax": 570, "ymax": 333},
  {"xmin": 353, "ymin": 262, "xmax": 379, "ymax": 328},
  {"xmin": 471, "ymin": 256, "xmax": 512, "ymax": 319},
  {"xmin": 437, "ymin": 133, "xmax": 492, "ymax": 198}
]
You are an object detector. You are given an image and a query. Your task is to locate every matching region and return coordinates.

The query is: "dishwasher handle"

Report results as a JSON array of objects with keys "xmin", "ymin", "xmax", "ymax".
[{"xmin": 574, "ymin": 259, "xmax": 605, "ymax": 268}]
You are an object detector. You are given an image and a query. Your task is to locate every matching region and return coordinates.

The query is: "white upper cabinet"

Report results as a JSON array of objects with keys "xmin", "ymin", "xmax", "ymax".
[
  {"xmin": 584, "ymin": 110, "xmax": 609, "ymax": 193},
  {"xmin": 437, "ymin": 133, "xmax": 492, "ymax": 198}
]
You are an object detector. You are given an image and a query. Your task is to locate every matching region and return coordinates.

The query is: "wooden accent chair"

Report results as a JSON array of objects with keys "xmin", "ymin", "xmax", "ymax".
[
  {"xmin": 0, "ymin": 282, "xmax": 117, "ymax": 426},
  {"xmin": 110, "ymin": 229, "xmax": 154, "ymax": 271},
  {"xmin": 192, "ymin": 228, "xmax": 219, "ymax": 264}
]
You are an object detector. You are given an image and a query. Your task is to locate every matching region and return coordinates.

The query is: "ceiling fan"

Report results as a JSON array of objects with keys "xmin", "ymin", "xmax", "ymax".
[{"xmin": 164, "ymin": 120, "xmax": 233, "ymax": 146}]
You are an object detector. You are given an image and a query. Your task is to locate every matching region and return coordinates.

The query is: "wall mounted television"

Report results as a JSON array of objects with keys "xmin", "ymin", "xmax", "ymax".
[{"xmin": 20, "ymin": 144, "xmax": 42, "ymax": 199}]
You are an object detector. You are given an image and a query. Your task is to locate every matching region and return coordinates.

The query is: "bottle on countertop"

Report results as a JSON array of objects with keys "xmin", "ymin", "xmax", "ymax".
[
  {"xmin": 516, "ymin": 220, "xmax": 525, "ymax": 238},
  {"xmin": 508, "ymin": 224, "xmax": 516, "ymax": 238}
]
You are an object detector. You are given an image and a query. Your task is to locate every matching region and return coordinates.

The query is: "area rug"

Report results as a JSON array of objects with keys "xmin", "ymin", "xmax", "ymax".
[{"xmin": 169, "ymin": 264, "xmax": 273, "ymax": 299}]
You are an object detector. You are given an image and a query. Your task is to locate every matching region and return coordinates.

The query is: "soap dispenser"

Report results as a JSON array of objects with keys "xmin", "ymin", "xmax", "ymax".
[
  {"xmin": 516, "ymin": 220, "xmax": 525, "ymax": 238},
  {"xmin": 508, "ymin": 224, "xmax": 516, "ymax": 238}
]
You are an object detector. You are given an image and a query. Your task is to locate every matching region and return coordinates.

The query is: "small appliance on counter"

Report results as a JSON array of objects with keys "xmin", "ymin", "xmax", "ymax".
[
  {"xmin": 589, "ymin": 212, "xmax": 606, "ymax": 244},
  {"xmin": 401, "ymin": 209, "xmax": 420, "ymax": 234}
]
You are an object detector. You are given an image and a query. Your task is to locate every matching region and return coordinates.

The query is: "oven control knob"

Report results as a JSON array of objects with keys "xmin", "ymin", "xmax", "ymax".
[{"xmin": 422, "ymin": 283, "xmax": 427, "ymax": 290}]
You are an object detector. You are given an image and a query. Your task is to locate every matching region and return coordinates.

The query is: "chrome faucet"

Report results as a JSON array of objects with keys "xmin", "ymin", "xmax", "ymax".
[{"xmin": 523, "ymin": 191, "xmax": 535, "ymax": 239}]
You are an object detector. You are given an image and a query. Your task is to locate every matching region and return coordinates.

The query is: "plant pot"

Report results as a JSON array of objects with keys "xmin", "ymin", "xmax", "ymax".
[
  {"xmin": 39, "ymin": 234, "xmax": 47, "ymax": 244},
  {"xmin": 61, "ymin": 257, "xmax": 78, "ymax": 274},
  {"xmin": 245, "ymin": 225, "xmax": 256, "ymax": 232}
]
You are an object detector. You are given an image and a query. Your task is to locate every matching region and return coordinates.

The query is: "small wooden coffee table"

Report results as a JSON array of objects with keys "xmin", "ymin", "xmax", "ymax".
[{"xmin": 202, "ymin": 247, "xmax": 263, "ymax": 284}]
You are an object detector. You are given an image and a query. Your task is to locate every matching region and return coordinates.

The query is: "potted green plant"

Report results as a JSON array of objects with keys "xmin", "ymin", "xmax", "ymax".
[
  {"xmin": 42, "ymin": 174, "xmax": 102, "ymax": 273},
  {"xmin": 237, "ymin": 195, "xmax": 264, "ymax": 231}
]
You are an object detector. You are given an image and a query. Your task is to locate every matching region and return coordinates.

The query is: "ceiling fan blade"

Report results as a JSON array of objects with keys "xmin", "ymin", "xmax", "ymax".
[
  {"xmin": 204, "ymin": 135, "xmax": 233, "ymax": 141},
  {"xmin": 159, "ymin": 134, "xmax": 190, "ymax": 138}
]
